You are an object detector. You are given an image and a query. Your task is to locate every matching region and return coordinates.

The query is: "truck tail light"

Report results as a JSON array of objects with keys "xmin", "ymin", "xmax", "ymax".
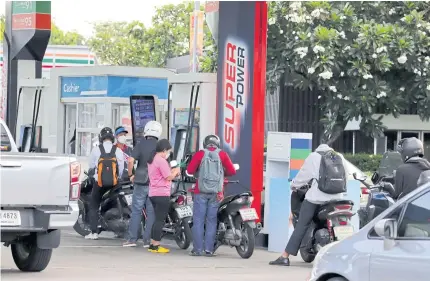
[{"xmin": 70, "ymin": 161, "xmax": 81, "ymax": 201}]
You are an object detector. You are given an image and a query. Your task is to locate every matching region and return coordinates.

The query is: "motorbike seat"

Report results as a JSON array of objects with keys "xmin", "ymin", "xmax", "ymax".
[
  {"xmin": 317, "ymin": 200, "xmax": 354, "ymax": 221},
  {"xmin": 101, "ymin": 185, "xmax": 122, "ymax": 201},
  {"xmin": 219, "ymin": 192, "xmax": 253, "ymax": 207}
]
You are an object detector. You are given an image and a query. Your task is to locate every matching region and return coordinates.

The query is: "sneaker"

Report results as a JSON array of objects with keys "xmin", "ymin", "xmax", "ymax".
[
  {"xmin": 143, "ymin": 241, "xmax": 151, "ymax": 248},
  {"xmin": 189, "ymin": 249, "xmax": 202, "ymax": 256},
  {"xmin": 123, "ymin": 241, "xmax": 137, "ymax": 247},
  {"xmin": 85, "ymin": 233, "xmax": 99, "ymax": 240},
  {"xmin": 204, "ymin": 251, "xmax": 217, "ymax": 257},
  {"xmin": 269, "ymin": 256, "xmax": 290, "ymax": 266},
  {"xmin": 148, "ymin": 245, "xmax": 170, "ymax": 253}
]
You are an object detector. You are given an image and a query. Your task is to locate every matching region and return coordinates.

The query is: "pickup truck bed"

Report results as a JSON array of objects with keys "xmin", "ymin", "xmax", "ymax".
[{"xmin": 1, "ymin": 153, "xmax": 72, "ymax": 207}]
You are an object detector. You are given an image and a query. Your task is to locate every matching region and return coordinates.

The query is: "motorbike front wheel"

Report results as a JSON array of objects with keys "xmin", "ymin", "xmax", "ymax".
[
  {"xmin": 234, "ymin": 216, "xmax": 255, "ymax": 259},
  {"xmin": 175, "ymin": 219, "xmax": 192, "ymax": 250},
  {"xmin": 300, "ymin": 248, "xmax": 316, "ymax": 263}
]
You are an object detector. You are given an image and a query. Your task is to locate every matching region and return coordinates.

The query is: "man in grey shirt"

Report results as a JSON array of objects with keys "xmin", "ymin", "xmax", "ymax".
[
  {"xmin": 123, "ymin": 121, "xmax": 162, "ymax": 247},
  {"xmin": 270, "ymin": 144, "xmax": 348, "ymax": 266},
  {"xmin": 86, "ymin": 127, "xmax": 124, "ymax": 240}
]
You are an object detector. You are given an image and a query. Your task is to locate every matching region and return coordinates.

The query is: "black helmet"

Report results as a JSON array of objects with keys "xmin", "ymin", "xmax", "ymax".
[
  {"xmin": 203, "ymin": 134, "xmax": 221, "ymax": 148},
  {"xmin": 397, "ymin": 137, "xmax": 424, "ymax": 162},
  {"xmin": 99, "ymin": 127, "xmax": 115, "ymax": 143}
]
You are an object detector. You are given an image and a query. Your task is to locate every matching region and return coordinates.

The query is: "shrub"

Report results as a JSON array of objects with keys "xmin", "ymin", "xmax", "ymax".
[{"xmin": 344, "ymin": 153, "xmax": 383, "ymax": 173}]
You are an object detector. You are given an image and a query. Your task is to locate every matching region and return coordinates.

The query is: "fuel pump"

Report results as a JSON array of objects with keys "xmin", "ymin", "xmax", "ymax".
[{"xmin": 15, "ymin": 80, "xmax": 49, "ymax": 153}]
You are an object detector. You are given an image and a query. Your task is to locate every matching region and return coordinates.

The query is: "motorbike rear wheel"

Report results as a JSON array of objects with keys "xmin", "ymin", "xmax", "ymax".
[
  {"xmin": 234, "ymin": 216, "xmax": 255, "ymax": 259},
  {"xmin": 300, "ymin": 248, "xmax": 316, "ymax": 263},
  {"xmin": 175, "ymin": 219, "xmax": 192, "ymax": 250}
]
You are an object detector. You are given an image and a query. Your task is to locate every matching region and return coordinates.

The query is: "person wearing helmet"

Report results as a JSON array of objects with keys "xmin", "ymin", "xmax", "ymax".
[
  {"xmin": 114, "ymin": 126, "xmax": 133, "ymax": 181},
  {"xmin": 123, "ymin": 121, "xmax": 163, "ymax": 247},
  {"xmin": 394, "ymin": 137, "xmax": 430, "ymax": 199},
  {"xmin": 86, "ymin": 127, "xmax": 125, "ymax": 240},
  {"xmin": 186, "ymin": 134, "xmax": 237, "ymax": 256}
]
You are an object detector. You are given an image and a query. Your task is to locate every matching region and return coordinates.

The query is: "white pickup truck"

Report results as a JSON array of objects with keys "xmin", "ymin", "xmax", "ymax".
[{"xmin": 0, "ymin": 119, "xmax": 80, "ymax": 272}]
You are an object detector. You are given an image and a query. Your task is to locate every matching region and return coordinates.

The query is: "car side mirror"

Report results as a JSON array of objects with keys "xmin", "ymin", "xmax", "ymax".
[{"xmin": 374, "ymin": 218, "xmax": 398, "ymax": 250}]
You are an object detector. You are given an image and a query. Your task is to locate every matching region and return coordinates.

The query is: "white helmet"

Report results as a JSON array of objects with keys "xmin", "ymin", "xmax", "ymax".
[{"xmin": 144, "ymin": 121, "xmax": 162, "ymax": 139}]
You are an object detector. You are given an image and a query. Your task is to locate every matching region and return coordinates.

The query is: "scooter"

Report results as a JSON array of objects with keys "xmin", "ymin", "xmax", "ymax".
[
  {"xmin": 73, "ymin": 169, "xmax": 136, "ymax": 238},
  {"xmin": 354, "ymin": 173, "xmax": 396, "ymax": 228},
  {"xmin": 187, "ymin": 164, "xmax": 261, "ymax": 259},
  {"xmin": 291, "ymin": 182, "xmax": 356, "ymax": 263}
]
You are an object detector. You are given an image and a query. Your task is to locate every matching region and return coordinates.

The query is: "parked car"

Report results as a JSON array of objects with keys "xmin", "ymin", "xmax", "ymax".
[
  {"xmin": 308, "ymin": 181, "xmax": 430, "ymax": 281},
  {"xmin": 0, "ymin": 119, "xmax": 80, "ymax": 272}
]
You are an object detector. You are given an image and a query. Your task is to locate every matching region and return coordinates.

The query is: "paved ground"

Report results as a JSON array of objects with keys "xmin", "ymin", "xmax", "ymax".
[{"xmin": 1, "ymin": 229, "xmax": 312, "ymax": 281}]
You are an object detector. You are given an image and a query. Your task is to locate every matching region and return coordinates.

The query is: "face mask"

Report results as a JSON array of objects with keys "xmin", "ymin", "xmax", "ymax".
[
  {"xmin": 117, "ymin": 135, "xmax": 127, "ymax": 144},
  {"xmin": 165, "ymin": 151, "xmax": 171, "ymax": 159}
]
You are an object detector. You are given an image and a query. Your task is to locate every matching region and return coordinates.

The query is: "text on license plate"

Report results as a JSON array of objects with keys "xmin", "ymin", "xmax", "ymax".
[
  {"xmin": 333, "ymin": 225, "xmax": 354, "ymax": 241},
  {"xmin": 239, "ymin": 208, "xmax": 259, "ymax": 221},
  {"xmin": 125, "ymin": 194, "xmax": 133, "ymax": 205},
  {"xmin": 176, "ymin": 206, "xmax": 193, "ymax": 219},
  {"xmin": 1, "ymin": 210, "xmax": 21, "ymax": 226}
]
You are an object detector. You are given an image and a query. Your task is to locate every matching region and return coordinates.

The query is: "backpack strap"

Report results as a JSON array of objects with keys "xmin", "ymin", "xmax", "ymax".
[
  {"xmin": 99, "ymin": 145, "xmax": 107, "ymax": 157},
  {"xmin": 110, "ymin": 145, "xmax": 117, "ymax": 157}
]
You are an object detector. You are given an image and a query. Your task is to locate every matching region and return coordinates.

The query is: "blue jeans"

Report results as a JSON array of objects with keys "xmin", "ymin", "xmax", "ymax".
[
  {"xmin": 192, "ymin": 193, "xmax": 219, "ymax": 253},
  {"xmin": 127, "ymin": 184, "xmax": 155, "ymax": 243}
]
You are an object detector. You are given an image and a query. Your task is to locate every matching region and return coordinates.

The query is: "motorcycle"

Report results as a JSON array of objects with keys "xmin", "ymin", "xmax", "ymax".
[
  {"xmin": 140, "ymin": 161, "xmax": 193, "ymax": 250},
  {"xmin": 354, "ymin": 173, "xmax": 396, "ymax": 228},
  {"xmin": 73, "ymin": 169, "xmax": 136, "ymax": 238},
  {"xmin": 187, "ymin": 164, "xmax": 261, "ymax": 259},
  {"xmin": 291, "ymin": 182, "xmax": 356, "ymax": 263}
]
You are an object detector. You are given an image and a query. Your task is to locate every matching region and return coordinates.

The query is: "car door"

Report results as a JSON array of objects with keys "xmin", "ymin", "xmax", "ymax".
[{"xmin": 369, "ymin": 191, "xmax": 430, "ymax": 281}]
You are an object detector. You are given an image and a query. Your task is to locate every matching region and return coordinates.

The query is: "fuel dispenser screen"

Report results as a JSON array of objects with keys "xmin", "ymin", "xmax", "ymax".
[{"xmin": 130, "ymin": 96, "xmax": 156, "ymax": 146}]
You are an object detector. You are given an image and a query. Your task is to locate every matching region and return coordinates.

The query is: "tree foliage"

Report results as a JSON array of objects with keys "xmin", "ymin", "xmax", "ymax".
[
  {"xmin": 87, "ymin": 2, "xmax": 216, "ymax": 71},
  {"xmin": 267, "ymin": 1, "xmax": 430, "ymax": 144},
  {"xmin": 1, "ymin": 15, "xmax": 84, "ymax": 45}
]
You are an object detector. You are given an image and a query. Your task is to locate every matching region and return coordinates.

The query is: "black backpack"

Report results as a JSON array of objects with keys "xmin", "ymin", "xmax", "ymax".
[
  {"xmin": 97, "ymin": 145, "xmax": 119, "ymax": 188},
  {"xmin": 316, "ymin": 151, "xmax": 347, "ymax": 194}
]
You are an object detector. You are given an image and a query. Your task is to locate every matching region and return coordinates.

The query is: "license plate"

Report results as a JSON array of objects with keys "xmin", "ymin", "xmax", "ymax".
[
  {"xmin": 333, "ymin": 225, "xmax": 354, "ymax": 241},
  {"xmin": 125, "ymin": 194, "xmax": 133, "ymax": 205},
  {"xmin": 239, "ymin": 208, "xmax": 259, "ymax": 221},
  {"xmin": 175, "ymin": 205, "xmax": 193, "ymax": 219},
  {"xmin": 1, "ymin": 210, "xmax": 21, "ymax": 226}
]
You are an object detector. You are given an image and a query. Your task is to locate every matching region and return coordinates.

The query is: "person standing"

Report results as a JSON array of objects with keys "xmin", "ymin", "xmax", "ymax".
[
  {"xmin": 186, "ymin": 135, "xmax": 236, "ymax": 256},
  {"xmin": 123, "ymin": 121, "xmax": 162, "ymax": 247},
  {"xmin": 114, "ymin": 126, "xmax": 133, "ymax": 182},
  {"xmin": 147, "ymin": 139, "xmax": 180, "ymax": 253},
  {"xmin": 86, "ymin": 127, "xmax": 125, "ymax": 240}
]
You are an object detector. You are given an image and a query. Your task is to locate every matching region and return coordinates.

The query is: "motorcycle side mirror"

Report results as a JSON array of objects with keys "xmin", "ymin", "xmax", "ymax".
[
  {"xmin": 84, "ymin": 171, "xmax": 88, "ymax": 176},
  {"xmin": 233, "ymin": 164, "xmax": 240, "ymax": 171},
  {"xmin": 353, "ymin": 172, "xmax": 367, "ymax": 182}
]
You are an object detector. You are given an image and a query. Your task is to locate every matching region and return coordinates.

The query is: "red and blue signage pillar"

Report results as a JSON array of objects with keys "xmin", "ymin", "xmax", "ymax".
[{"xmin": 216, "ymin": 1, "xmax": 268, "ymax": 221}]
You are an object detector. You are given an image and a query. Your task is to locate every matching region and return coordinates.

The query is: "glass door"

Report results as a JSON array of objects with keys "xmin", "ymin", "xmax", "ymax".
[
  {"xmin": 65, "ymin": 104, "xmax": 77, "ymax": 154},
  {"xmin": 76, "ymin": 102, "xmax": 107, "ymax": 157}
]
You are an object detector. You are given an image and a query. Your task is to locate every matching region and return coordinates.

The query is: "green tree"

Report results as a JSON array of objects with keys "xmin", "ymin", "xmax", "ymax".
[
  {"xmin": 50, "ymin": 23, "xmax": 85, "ymax": 45},
  {"xmin": 88, "ymin": 2, "xmax": 216, "ymax": 71},
  {"xmin": 0, "ymin": 15, "xmax": 5, "ymax": 42},
  {"xmin": 1, "ymin": 15, "xmax": 84, "ymax": 45},
  {"xmin": 267, "ymin": 1, "xmax": 430, "ymax": 144}
]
